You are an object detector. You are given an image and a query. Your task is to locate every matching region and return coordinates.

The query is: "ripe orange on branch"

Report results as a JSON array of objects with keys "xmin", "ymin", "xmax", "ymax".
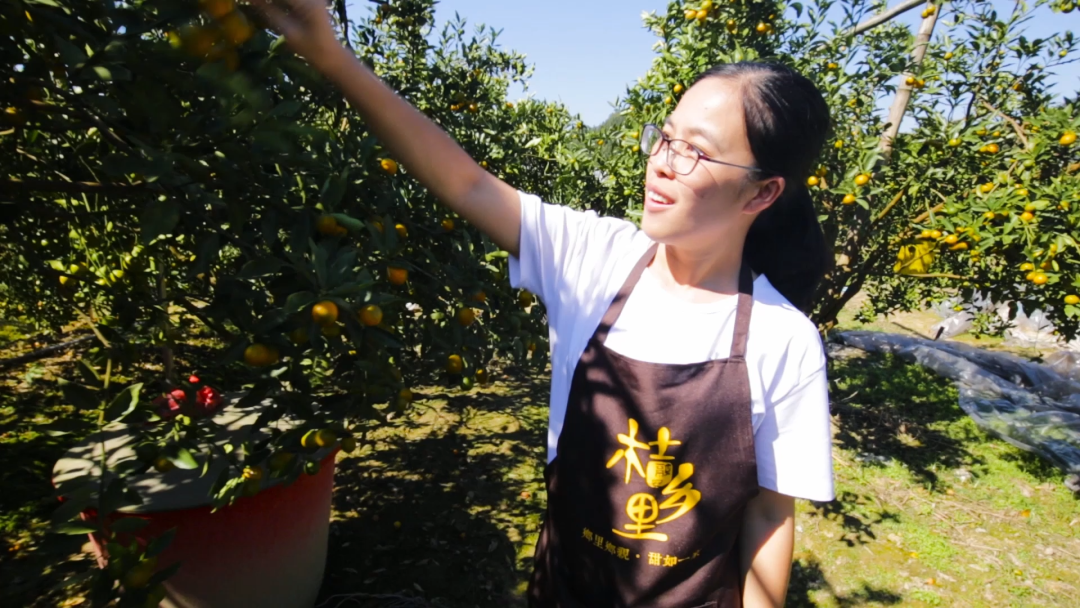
[
  {"xmin": 457, "ymin": 308, "xmax": 476, "ymax": 326},
  {"xmin": 311, "ymin": 301, "xmax": 339, "ymax": 326},
  {"xmin": 446, "ymin": 354, "xmax": 464, "ymax": 374},
  {"xmin": 244, "ymin": 344, "xmax": 279, "ymax": 367},
  {"xmin": 387, "ymin": 266, "xmax": 408, "ymax": 285},
  {"xmin": 359, "ymin": 305, "xmax": 383, "ymax": 327},
  {"xmin": 380, "ymin": 158, "xmax": 399, "ymax": 175}
]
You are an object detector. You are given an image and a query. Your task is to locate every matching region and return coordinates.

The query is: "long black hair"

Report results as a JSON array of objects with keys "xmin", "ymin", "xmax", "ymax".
[{"xmin": 694, "ymin": 61, "xmax": 832, "ymax": 313}]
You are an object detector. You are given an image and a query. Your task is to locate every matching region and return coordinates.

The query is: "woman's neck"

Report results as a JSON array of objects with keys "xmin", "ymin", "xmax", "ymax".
[{"xmin": 649, "ymin": 238, "xmax": 748, "ymax": 304}]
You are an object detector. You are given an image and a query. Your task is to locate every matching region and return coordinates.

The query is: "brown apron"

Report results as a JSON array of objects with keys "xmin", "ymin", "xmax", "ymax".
[{"xmin": 528, "ymin": 243, "xmax": 759, "ymax": 608}]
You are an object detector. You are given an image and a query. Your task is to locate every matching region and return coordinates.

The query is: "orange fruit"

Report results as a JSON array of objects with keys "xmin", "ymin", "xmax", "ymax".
[
  {"xmin": 979, "ymin": 183, "xmax": 994, "ymax": 194},
  {"xmin": 471, "ymin": 290, "xmax": 487, "ymax": 303},
  {"xmin": 944, "ymin": 234, "xmax": 958, "ymax": 244},
  {"xmin": 244, "ymin": 344, "xmax": 279, "ymax": 367},
  {"xmin": 476, "ymin": 368, "xmax": 489, "ymax": 384},
  {"xmin": 673, "ymin": 83, "xmax": 684, "ymax": 94},
  {"xmin": 468, "ymin": 102, "xmax": 478, "ymax": 113},
  {"xmin": 684, "ymin": 9, "xmax": 697, "ymax": 19},
  {"xmin": 457, "ymin": 308, "xmax": 476, "ymax": 327},
  {"xmin": 696, "ymin": 9, "xmax": 708, "ymax": 20},
  {"xmin": 984, "ymin": 143, "xmax": 999, "ymax": 154},
  {"xmin": 359, "ymin": 305, "xmax": 383, "ymax": 327},
  {"xmin": 311, "ymin": 301, "xmax": 339, "ymax": 326},
  {"xmin": 394, "ymin": 223, "xmax": 408, "ymax": 239},
  {"xmin": 755, "ymin": 22, "xmax": 768, "ymax": 33},
  {"xmin": 321, "ymin": 323, "xmax": 341, "ymax": 338},
  {"xmin": 242, "ymin": 465, "xmax": 263, "ymax": 481},
  {"xmin": 315, "ymin": 215, "xmax": 339, "ymax": 235},
  {"xmin": 219, "ymin": 12, "xmax": 254, "ymax": 45},
  {"xmin": 288, "ymin": 327, "xmax": 309, "ymax": 346},
  {"xmin": 948, "ymin": 138, "xmax": 961, "ymax": 147},
  {"xmin": 446, "ymin": 354, "xmax": 464, "ymax": 374},
  {"xmin": 387, "ymin": 266, "xmax": 408, "ymax": 285},
  {"xmin": 518, "ymin": 291, "xmax": 533, "ymax": 308},
  {"xmin": 930, "ymin": 230, "xmax": 942, "ymax": 239},
  {"xmin": 806, "ymin": 176, "xmax": 820, "ymax": 187},
  {"xmin": 398, "ymin": 388, "xmax": 414, "ymax": 405},
  {"xmin": 1062, "ymin": 131, "xmax": 1077, "ymax": 146},
  {"xmin": 1016, "ymin": 188, "xmax": 1030, "ymax": 198},
  {"xmin": 1020, "ymin": 211, "xmax": 1034, "ymax": 222},
  {"xmin": 441, "ymin": 218, "xmax": 455, "ymax": 232},
  {"xmin": 726, "ymin": 19, "xmax": 737, "ymax": 32},
  {"xmin": 380, "ymin": 158, "xmax": 399, "ymax": 175},
  {"xmin": 905, "ymin": 76, "xmax": 916, "ymax": 86},
  {"xmin": 1020, "ymin": 262, "xmax": 1035, "ymax": 271},
  {"xmin": 944, "ymin": 51, "xmax": 954, "ymax": 60},
  {"xmin": 199, "ymin": 0, "xmax": 234, "ymax": 19},
  {"xmin": 1065, "ymin": 295, "xmax": 1080, "ymax": 305},
  {"xmin": 315, "ymin": 429, "xmax": 338, "ymax": 447},
  {"xmin": 854, "ymin": 173, "xmax": 870, "ymax": 186},
  {"xmin": 949, "ymin": 242, "xmax": 968, "ymax": 251},
  {"xmin": 1030, "ymin": 272, "xmax": 1048, "ymax": 285},
  {"xmin": 153, "ymin": 456, "xmax": 174, "ymax": 473},
  {"xmin": 842, "ymin": 194, "xmax": 856, "ymax": 205},
  {"xmin": 340, "ymin": 436, "xmax": 357, "ymax": 453}
]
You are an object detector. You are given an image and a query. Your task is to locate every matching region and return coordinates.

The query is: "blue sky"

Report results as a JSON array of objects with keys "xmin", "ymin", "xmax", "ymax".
[{"xmin": 348, "ymin": 1, "xmax": 1077, "ymax": 127}]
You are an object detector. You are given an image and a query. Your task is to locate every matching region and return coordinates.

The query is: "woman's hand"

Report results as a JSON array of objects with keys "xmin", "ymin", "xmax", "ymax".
[{"xmin": 249, "ymin": 0, "xmax": 343, "ymax": 69}]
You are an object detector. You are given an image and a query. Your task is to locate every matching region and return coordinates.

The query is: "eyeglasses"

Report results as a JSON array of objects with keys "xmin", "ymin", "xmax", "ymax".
[{"xmin": 639, "ymin": 123, "xmax": 764, "ymax": 176}]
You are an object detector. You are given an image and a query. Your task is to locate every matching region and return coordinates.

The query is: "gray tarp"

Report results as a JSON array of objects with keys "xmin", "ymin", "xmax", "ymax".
[{"xmin": 835, "ymin": 331, "xmax": 1080, "ymax": 490}]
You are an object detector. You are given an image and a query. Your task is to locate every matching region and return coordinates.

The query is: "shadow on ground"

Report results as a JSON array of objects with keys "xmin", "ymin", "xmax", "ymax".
[{"xmin": 827, "ymin": 351, "xmax": 976, "ymax": 488}]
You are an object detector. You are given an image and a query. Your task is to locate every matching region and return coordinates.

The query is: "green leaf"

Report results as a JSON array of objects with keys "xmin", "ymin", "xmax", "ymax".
[
  {"xmin": 53, "ymin": 522, "xmax": 98, "ymax": 535},
  {"xmin": 139, "ymin": 199, "xmax": 181, "ymax": 244},
  {"xmin": 253, "ymin": 308, "xmax": 288, "ymax": 334},
  {"xmin": 146, "ymin": 528, "xmax": 176, "ymax": 558},
  {"xmin": 238, "ymin": 257, "xmax": 284, "ymax": 280},
  {"xmin": 51, "ymin": 493, "xmax": 94, "ymax": 524},
  {"xmin": 285, "ymin": 291, "xmax": 316, "ymax": 315},
  {"xmin": 92, "ymin": 66, "xmax": 113, "ymax": 81},
  {"xmin": 104, "ymin": 383, "xmax": 142, "ymax": 422},
  {"xmin": 330, "ymin": 213, "xmax": 365, "ymax": 232},
  {"xmin": 59, "ymin": 379, "xmax": 99, "ymax": 411},
  {"xmin": 168, "ymin": 448, "xmax": 199, "ymax": 470},
  {"xmin": 321, "ymin": 172, "xmax": 348, "ymax": 209},
  {"xmin": 54, "ymin": 35, "xmax": 87, "ymax": 68}
]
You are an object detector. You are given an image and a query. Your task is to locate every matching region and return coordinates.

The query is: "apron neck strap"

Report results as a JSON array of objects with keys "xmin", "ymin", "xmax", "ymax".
[
  {"xmin": 593, "ymin": 243, "xmax": 756, "ymax": 357},
  {"xmin": 730, "ymin": 262, "xmax": 754, "ymax": 359},
  {"xmin": 594, "ymin": 243, "xmax": 658, "ymax": 344}
]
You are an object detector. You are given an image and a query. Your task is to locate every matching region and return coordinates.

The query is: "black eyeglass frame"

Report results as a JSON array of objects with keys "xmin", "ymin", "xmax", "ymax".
[{"xmin": 639, "ymin": 123, "xmax": 768, "ymax": 176}]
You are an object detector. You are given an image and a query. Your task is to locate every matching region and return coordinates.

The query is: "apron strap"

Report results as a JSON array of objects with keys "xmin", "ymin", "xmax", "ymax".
[
  {"xmin": 594, "ymin": 243, "xmax": 658, "ymax": 345},
  {"xmin": 593, "ymin": 243, "xmax": 755, "ymax": 358},
  {"xmin": 729, "ymin": 262, "xmax": 755, "ymax": 360}
]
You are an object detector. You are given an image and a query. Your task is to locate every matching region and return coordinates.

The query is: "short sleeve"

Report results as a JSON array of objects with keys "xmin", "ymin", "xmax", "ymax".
[
  {"xmin": 508, "ymin": 191, "xmax": 638, "ymax": 328},
  {"xmin": 754, "ymin": 363, "xmax": 835, "ymax": 502}
]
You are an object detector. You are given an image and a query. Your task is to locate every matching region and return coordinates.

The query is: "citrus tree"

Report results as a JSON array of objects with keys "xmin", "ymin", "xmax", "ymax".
[
  {"xmin": 569, "ymin": 0, "xmax": 1078, "ymax": 339},
  {"xmin": 1, "ymin": 0, "xmax": 587, "ymax": 602}
]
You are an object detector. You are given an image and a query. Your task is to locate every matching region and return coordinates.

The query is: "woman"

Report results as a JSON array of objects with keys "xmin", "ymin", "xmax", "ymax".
[{"xmin": 253, "ymin": 1, "xmax": 835, "ymax": 606}]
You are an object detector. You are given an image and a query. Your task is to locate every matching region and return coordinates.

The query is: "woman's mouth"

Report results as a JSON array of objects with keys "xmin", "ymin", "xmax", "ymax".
[{"xmin": 646, "ymin": 189, "xmax": 675, "ymax": 208}]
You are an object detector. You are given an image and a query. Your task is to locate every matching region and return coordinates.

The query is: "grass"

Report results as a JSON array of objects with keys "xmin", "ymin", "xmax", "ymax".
[{"xmin": 2, "ymin": 311, "xmax": 1079, "ymax": 606}]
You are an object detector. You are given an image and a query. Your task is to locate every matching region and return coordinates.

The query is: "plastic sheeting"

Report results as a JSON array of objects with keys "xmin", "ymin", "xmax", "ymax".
[{"xmin": 835, "ymin": 331, "xmax": 1080, "ymax": 487}]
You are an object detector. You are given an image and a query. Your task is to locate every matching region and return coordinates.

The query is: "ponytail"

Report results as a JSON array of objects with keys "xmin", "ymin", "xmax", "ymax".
[
  {"xmin": 744, "ymin": 183, "xmax": 831, "ymax": 313},
  {"xmin": 695, "ymin": 61, "xmax": 832, "ymax": 313}
]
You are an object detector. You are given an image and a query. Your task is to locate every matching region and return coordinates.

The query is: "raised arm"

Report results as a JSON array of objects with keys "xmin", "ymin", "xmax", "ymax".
[{"xmin": 251, "ymin": 0, "xmax": 522, "ymax": 256}]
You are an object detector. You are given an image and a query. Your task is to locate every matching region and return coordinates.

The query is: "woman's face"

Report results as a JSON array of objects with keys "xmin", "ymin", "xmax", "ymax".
[{"xmin": 641, "ymin": 77, "xmax": 784, "ymax": 250}]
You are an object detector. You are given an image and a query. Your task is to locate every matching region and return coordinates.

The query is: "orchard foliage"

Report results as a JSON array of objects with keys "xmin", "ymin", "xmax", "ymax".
[{"xmin": 580, "ymin": 0, "xmax": 1079, "ymax": 338}]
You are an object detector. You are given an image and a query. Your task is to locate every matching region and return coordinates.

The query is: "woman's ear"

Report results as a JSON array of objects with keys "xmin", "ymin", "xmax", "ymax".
[{"xmin": 743, "ymin": 176, "xmax": 785, "ymax": 216}]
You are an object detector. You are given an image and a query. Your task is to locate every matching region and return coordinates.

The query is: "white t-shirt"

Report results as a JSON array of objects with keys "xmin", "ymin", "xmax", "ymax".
[{"xmin": 509, "ymin": 191, "xmax": 835, "ymax": 502}]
